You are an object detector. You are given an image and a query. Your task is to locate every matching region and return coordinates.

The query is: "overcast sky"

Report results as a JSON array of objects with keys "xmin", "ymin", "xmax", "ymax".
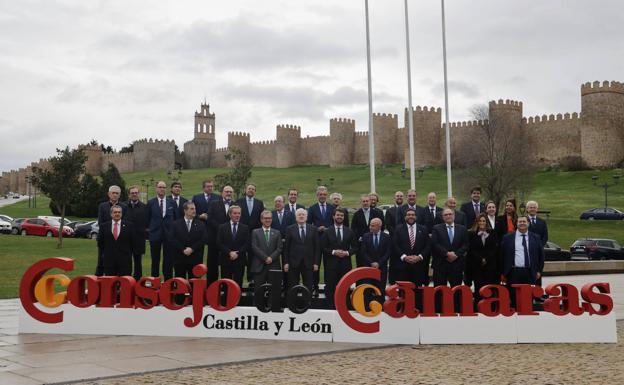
[{"xmin": 1, "ymin": 0, "xmax": 622, "ymax": 171}]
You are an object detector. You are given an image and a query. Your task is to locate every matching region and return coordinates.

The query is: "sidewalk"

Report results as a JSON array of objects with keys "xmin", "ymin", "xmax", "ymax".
[{"xmin": 1, "ymin": 274, "xmax": 622, "ymax": 384}]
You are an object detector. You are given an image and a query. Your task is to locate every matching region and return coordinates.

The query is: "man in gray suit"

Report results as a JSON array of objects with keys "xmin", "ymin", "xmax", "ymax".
[{"xmin": 251, "ymin": 210, "xmax": 283, "ymax": 288}]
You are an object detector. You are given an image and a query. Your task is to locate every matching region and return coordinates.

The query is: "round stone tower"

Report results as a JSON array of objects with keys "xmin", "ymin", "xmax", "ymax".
[
  {"xmin": 275, "ymin": 124, "xmax": 301, "ymax": 168},
  {"xmin": 488, "ymin": 99, "xmax": 523, "ymax": 134},
  {"xmin": 227, "ymin": 132, "xmax": 251, "ymax": 154},
  {"xmin": 329, "ymin": 118, "xmax": 355, "ymax": 167},
  {"xmin": 580, "ymin": 81, "xmax": 624, "ymax": 167}
]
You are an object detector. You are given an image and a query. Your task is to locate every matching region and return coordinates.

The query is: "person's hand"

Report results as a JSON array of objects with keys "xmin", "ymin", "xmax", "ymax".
[
  {"xmin": 199, "ymin": 213, "xmax": 208, "ymax": 220},
  {"xmin": 229, "ymin": 251, "xmax": 238, "ymax": 260},
  {"xmin": 536, "ymin": 272, "xmax": 541, "ymax": 280},
  {"xmin": 313, "ymin": 264, "xmax": 319, "ymax": 272},
  {"xmin": 318, "ymin": 226, "xmax": 326, "ymax": 232},
  {"xmin": 481, "ymin": 258, "xmax": 487, "ymax": 266},
  {"xmin": 371, "ymin": 262, "xmax": 379, "ymax": 269},
  {"xmin": 183, "ymin": 247, "xmax": 193, "ymax": 256},
  {"xmin": 500, "ymin": 274, "xmax": 507, "ymax": 284},
  {"xmin": 265, "ymin": 257, "xmax": 272, "ymax": 265},
  {"xmin": 283, "ymin": 264, "xmax": 289, "ymax": 272}
]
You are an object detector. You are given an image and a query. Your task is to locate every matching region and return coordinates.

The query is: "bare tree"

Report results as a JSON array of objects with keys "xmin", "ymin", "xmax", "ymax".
[{"xmin": 456, "ymin": 104, "xmax": 535, "ymax": 210}]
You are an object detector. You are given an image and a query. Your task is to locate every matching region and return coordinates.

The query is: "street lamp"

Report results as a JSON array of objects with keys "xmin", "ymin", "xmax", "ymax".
[
  {"xmin": 592, "ymin": 174, "xmax": 620, "ymax": 209},
  {"xmin": 417, "ymin": 168, "xmax": 425, "ymax": 178},
  {"xmin": 141, "ymin": 178, "xmax": 154, "ymax": 202}
]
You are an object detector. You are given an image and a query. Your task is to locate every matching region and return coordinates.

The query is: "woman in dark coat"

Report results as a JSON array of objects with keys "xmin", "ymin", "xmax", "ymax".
[
  {"xmin": 496, "ymin": 198, "xmax": 517, "ymax": 239},
  {"xmin": 467, "ymin": 213, "xmax": 500, "ymax": 301}
]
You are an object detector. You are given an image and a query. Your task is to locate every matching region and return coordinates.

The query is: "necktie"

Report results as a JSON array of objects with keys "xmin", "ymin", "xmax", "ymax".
[
  {"xmin": 232, "ymin": 223, "xmax": 237, "ymax": 239},
  {"xmin": 278, "ymin": 211, "xmax": 283, "ymax": 224},
  {"xmin": 474, "ymin": 203, "xmax": 480, "ymax": 216},
  {"xmin": 247, "ymin": 199, "xmax": 253, "ymax": 216},
  {"xmin": 337, "ymin": 227, "xmax": 342, "ymax": 243},
  {"xmin": 159, "ymin": 199, "xmax": 164, "ymax": 217},
  {"xmin": 264, "ymin": 229, "xmax": 270, "ymax": 244},
  {"xmin": 364, "ymin": 209, "xmax": 369, "ymax": 224},
  {"xmin": 374, "ymin": 233, "xmax": 379, "ymax": 249},
  {"xmin": 531, "ymin": 217, "xmax": 536, "ymax": 225},
  {"xmin": 113, "ymin": 222, "xmax": 119, "ymax": 240},
  {"xmin": 205, "ymin": 194, "xmax": 210, "ymax": 203},
  {"xmin": 186, "ymin": 220, "xmax": 191, "ymax": 232},
  {"xmin": 409, "ymin": 225, "xmax": 415, "ymax": 248},
  {"xmin": 291, "ymin": 204, "xmax": 295, "ymax": 212},
  {"xmin": 447, "ymin": 225, "xmax": 454, "ymax": 243},
  {"xmin": 522, "ymin": 234, "xmax": 530, "ymax": 267},
  {"xmin": 175, "ymin": 197, "xmax": 179, "ymax": 208},
  {"xmin": 430, "ymin": 208, "xmax": 435, "ymax": 218},
  {"xmin": 300, "ymin": 226, "xmax": 305, "ymax": 240}
]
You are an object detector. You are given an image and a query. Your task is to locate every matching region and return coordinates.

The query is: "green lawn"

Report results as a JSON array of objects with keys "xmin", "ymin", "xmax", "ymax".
[{"xmin": 1, "ymin": 165, "xmax": 623, "ymax": 299}]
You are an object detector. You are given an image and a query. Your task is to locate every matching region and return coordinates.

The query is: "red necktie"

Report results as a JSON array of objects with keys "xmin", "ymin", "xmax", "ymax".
[{"xmin": 113, "ymin": 222, "xmax": 119, "ymax": 240}]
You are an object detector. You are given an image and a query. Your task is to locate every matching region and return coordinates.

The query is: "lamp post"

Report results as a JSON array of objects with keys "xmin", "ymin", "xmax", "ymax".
[
  {"xmin": 141, "ymin": 178, "xmax": 154, "ymax": 202},
  {"xmin": 592, "ymin": 175, "xmax": 620, "ymax": 209},
  {"xmin": 417, "ymin": 168, "xmax": 425, "ymax": 178}
]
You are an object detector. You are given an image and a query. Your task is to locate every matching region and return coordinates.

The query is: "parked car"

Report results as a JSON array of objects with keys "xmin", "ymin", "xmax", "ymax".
[
  {"xmin": 570, "ymin": 238, "xmax": 624, "ymax": 260},
  {"xmin": 0, "ymin": 219, "xmax": 11, "ymax": 234},
  {"xmin": 20, "ymin": 218, "xmax": 74, "ymax": 237},
  {"xmin": 74, "ymin": 221, "xmax": 99, "ymax": 239},
  {"xmin": 10, "ymin": 218, "xmax": 26, "ymax": 235},
  {"xmin": 544, "ymin": 241, "xmax": 571, "ymax": 261},
  {"xmin": 0, "ymin": 214, "xmax": 14, "ymax": 222},
  {"xmin": 66, "ymin": 221, "xmax": 90, "ymax": 230},
  {"xmin": 37, "ymin": 216, "xmax": 72, "ymax": 226},
  {"xmin": 579, "ymin": 208, "xmax": 624, "ymax": 220}
]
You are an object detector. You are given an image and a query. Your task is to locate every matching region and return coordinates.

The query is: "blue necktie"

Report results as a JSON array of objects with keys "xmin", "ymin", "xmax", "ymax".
[
  {"xmin": 447, "ymin": 225, "xmax": 454, "ymax": 243},
  {"xmin": 374, "ymin": 233, "xmax": 379, "ymax": 249},
  {"xmin": 232, "ymin": 223, "xmax": 237, "ymax": 239},
  {"xmin": 522, "ymin": 234, "xmax": 530, "ymax": 267}
]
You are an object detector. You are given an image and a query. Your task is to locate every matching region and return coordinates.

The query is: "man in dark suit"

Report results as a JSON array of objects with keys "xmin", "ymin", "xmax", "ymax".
[
  {"xmin": 351, "ymin": 194, "xmax": 384, "ymax": 241},
  {"xmin": 168, "ymin": 181, "xmax": 187, "ymax": 220},
  {"xmin": 98, "ymin": 205, "xmax": 136, "ymax": 276},
  {"xmin": 307, "ymin": 185, "xmax": 335, "ymax": 296},
  {"xmin": 322, "ymin": 208, "xmax": 358, "ymax": 308},
  {"xmin": 330, "ymin": 192, "xmax": 350, "ymax": 227},
  {"xmin": 500, "ymin": 215, "xmax": 545, "ymax": 307},
  {"xmin": 236, "ymin": 184, "xmax": 265, "ymax": 284},
  {"xmin": 192, "ymin": 180, "xmax": 221, "ymax": 222},
  {"xmin": 285, "ymin": 188, "xmax": 305, "ymax": 213},
  {"xmin": 384, "ymin": 191, "xmax": 404, "ymax": 236},
  {"xmin": 207, "ymin": 185, "xmax": 235, "ymax": 282},
  {"xmin": 284, "ymin": 209, "xmax": 320, "ymax": 292},
  {"xmin": 391, "ymin": 208, "xmax": 431, "ymax": 287},
  {"xmin": 96, "ymin": 185, "xmax": 125, "ymax": 276},
  {"xmin": 422, "ymin": 192, "xmax": 443, "ymax": 234},
  {"xmin": 250, "ymin": 210, "xmax": 283, "ymax": 288},
  {"xmin": 271, "ymin": 195, "xmax": 295, "ymax": 239},
  {"xmin": 460, "ymin": 186, "xmax": 485, "ymax": 228},
  {"xmin": 527, "ymin": 200, "xmax": 548, "ymax": 289},
  {"xmin": 431, "ymin": 208, "xmax": 469, "ymax": 288},
  {"xmin": 123, "ymin": 186, "xmax": 148, "ymax": 281},
  {"xmin": 217, "ymin": 205, "xmax": 249, "ymax": 287},
  {"xmin": 146, "ymin": 180, "xmax": 175, "ymax": 280},
  {"xmin": 358, "ymin": 218, "xmax": 391, "ymax": 294},
  {"xmin": 168, "ymin": 201, "xmax": 206, "ymax": 281},
  {"xmin": 445, "ymin": 196, "xmax": 467, "ymax": 226},
  {"xmin": 400, "ymin": 189, "xmax": 422, "ymax": 220}
]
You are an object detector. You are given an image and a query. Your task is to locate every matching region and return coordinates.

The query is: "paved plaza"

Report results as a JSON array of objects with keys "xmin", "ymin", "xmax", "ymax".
[{"xmin": 0, "ymin": 274, "xmax": 622, "ymax": 385}]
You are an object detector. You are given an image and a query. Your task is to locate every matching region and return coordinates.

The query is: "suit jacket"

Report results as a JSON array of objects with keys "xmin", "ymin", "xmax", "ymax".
[
  {"xmin": 351, "ymin": 207, "xmax": 384, "ymax": 240},
  {"xmin": 192, "ymin": 192, "xmax": 221, "ymax": 222},
  {"xmin": 250, "ymin": 227, "xmax": 283, "ymax": 273},
  {"xmin": 207, "ymin": 199, "xmax": 232, "ymax": 243},
  {"xmin": 384, "ymin": 205, "xmax": 405, "ymax": 235},
  {"xmin": 460, "ymin": 201, "xmax": 486, "ymax": 228},
  {"xmin": 98, "ymin": 220, "xmax": 136, "ymax": 263},
  {"xmin": 359, "ymin": 231, "xmax": 391, "ymax": 269},
  {"xmin": 123, "ymin": 200, "xmax": 148, "ymax": 255},
  {"xmin": 391, "ymin": 223, "xmax": 431, "ymax": 272},
  {"xmin": 307, "ymin": 202, "xmax": 335, "ymax": 229},
  {"xmin": 421, "ymin": 205, "xmax": 444, "ymax": 233},
  {"xmin": 497, "ymin": 214, "xmax": 516, "ymax": 239},
  {"xmin": 146, "ymin": 196, "xmax": 175, "ymax": 242},
  {"xmin": 467, "ymin": 230, "xmax": 499, "ymax": 276},
  {"xmin": 217, "ymin": 221, "xmax": 250, "ymax": 266},
  {"xmin": 430, "ymin": 222, "xmax": 469, "ymax": 269},
  {"xmin": 528, "ymin": 216, "xmax": 548, "ymax": 247},
  {"xmin": 453, "ymin": 210, "xmax": 467, "ymax": 227},
  {"xmin": 97, "ymin": 201, "xmax": 126, "ymax": 227},
  {"xmin": 271, "ymin": 209, "xmax": 295, "ymax": 239},
  {"xmin": 500, "ymin": 231, "xmax": 545, "ymax": 281},
  {"xmin": 168, "ymin": 195, "xmax": 187, "ymax": 220},
  {"xmin": 168, "ymin": 218, "xmax": 206, "ymax": 265},
  {"xmin": 283, "ymin": 223, "xmax": 320, "ymax": 269},
  {"xmin": 236, "ymin": 196, "xmax": 265, "ymax": 230},
  {"xmin": 322, "ymin": 225, "xmax": 358, "ymax": 271},
  {"xmin": 284, "ymin": 203, "xmax": 305, "ymax": 213}
]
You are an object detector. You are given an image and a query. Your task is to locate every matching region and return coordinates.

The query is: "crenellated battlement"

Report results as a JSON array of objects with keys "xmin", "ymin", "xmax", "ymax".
[
  {"xmin": 409, "ymin": 106, "xmax": 442, "ymax": 114},
  {"xmin": 355, "ymin": 131, "xmax": 368, "ymax": 137},
  {"xmin": 447, "ymin": 120, "xmax": 487, "ymax": 128},
  {"xmin": 330, "ymin": 118, "xmax": 355, "ymax": 124},
  {"xmin": 133, "ymin": 138, "xmax": 175, "ymax": 146},
  {"xmin": 581, "ymin": 80, "xmax": 624, "ymax": 96},
  {"xmin": 523, "ymin": 112, "xmax": 580, "ymax": 124},
  {"xmin": 227, "ymin": 131, "xmax": 251, "ymax": 138},
  {"xmin": 373, "ymin": 113, "xmax": 398, "ymax": 120},
  {"xmin": 250, "ymin": 139, "xmax": 277, "ymax": 145},
  {"xmin": 276, "ymin": 124, "xmax": 301, "ymax": 131}
]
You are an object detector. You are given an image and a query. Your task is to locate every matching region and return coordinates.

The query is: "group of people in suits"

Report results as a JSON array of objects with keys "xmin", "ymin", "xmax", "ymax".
[{"xmin": 96, "ymin": 182, "xmax": 548, "ymax": 309}]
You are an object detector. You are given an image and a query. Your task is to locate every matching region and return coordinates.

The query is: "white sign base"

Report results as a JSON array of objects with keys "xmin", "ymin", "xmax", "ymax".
[{"xmin": 19, "ymin": 304, "xmax": 617, "ymax": 344}]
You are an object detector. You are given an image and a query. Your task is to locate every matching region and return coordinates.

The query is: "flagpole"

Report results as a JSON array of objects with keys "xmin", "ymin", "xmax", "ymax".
[
  {"xmin": 404, "ymin": 0, "xmax": 416, "ymax": 190},
  {"xmin": 365, "ymin": 0, "xmax": 376, "ymax": 193},
  {"xmin": 441, "ymin": 0, "xmax": 453, "ymax": 198}
]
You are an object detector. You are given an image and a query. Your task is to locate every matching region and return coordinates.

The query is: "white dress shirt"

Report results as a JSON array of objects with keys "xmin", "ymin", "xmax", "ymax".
[{"xmin": 514, "ymin": 230, "xmax": 530, "ymax": 267}]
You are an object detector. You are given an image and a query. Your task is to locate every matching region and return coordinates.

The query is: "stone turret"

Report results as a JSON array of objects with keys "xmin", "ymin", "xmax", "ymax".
[
  {"xmin": 581, "ymin": 81, "xmax": 624, "ymax": 167},
  {"xmin": 79, "ymin": 144, "xmax": 103, "ymax": 176},
  {"xmin": 405, "ymin": 106, "xmax": 442, "ymax": 168},
  {"xmin": 275, "ymin": 125, "xmax": 301, "ymax": 168},
  {"xmin": 329, "ymin": 118, "xmax": 355, "ymax": 167},
  {"xmin": 133, "ymin": 139, "xmax": 175, "ymax": 171},
  {"xmin": 184, "ymin": 102, "xmax": 217, "ymax": 169},
  {"xmin": 372, "ymin": 113, "xmax": 399, "ymax": 164},
  {"xmin": 227, "ymin": 131, "xmax": 251, "ymax": 154}
]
